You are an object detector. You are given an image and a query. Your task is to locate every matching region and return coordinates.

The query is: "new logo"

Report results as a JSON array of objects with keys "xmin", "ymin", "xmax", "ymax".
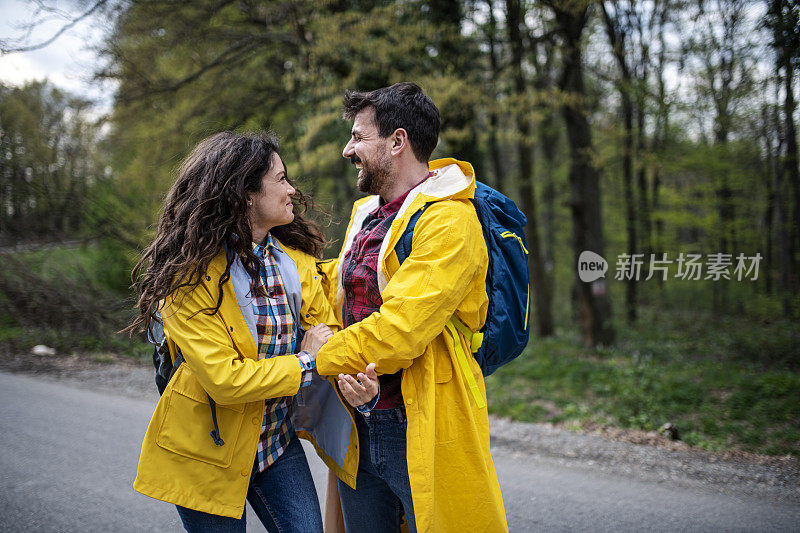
[{"xmin": 578, "ymin": 251, "xmax": 608, "ymax": 283}]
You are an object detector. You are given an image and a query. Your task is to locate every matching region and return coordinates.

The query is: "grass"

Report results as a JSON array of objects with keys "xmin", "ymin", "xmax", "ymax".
[
  {"xmin": 486, "ymin": 306, "xmax": 800, "ymax": 456},
  {"xmin": 0, "ymin": 324, "xmax": 150, "ymax": 361},
  {"xmin": 0, "ymin": 240, "xmax": 149, "ymax": 361}
]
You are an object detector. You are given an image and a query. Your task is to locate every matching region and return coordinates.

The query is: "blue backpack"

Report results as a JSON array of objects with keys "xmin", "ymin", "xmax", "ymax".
[{"xmin": 395, "ymin": 181, "xmax": 531, "ymax": 398}]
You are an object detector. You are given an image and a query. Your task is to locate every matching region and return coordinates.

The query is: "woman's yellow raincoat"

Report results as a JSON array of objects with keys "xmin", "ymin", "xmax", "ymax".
[
  {"xmin": 133, "ymin": 242, "xmax": 359, "ymax": 518},
  {"xmin": 316, "ymin": 158, "xmax": 509, "ymax": 532}
]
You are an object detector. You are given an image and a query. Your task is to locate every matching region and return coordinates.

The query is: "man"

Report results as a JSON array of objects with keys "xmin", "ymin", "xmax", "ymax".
[{"xmin": 315, "ymin": 82, "xmax": 508, "ymax": 532}]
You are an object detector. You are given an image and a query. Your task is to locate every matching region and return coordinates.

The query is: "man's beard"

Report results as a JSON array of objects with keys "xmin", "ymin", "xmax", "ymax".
[{"xmin": 353, "ymin": 152, "xmax": 392, "ymax": 195}]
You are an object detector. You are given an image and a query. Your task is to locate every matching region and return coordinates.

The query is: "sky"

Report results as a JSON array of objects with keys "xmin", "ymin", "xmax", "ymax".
[{"xmin": 0, "ymin": 0, "xmax": 115, "ymax": 112}]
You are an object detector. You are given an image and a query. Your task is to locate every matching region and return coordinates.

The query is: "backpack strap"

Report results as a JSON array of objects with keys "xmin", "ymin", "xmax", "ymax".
[
  {"xmin": 207, "ymin": 394, "xmax": 225, "ymax": 446},
  {"xmin": 395, "ymin": 203, "xmax": 429, "ymax": 266},
  {"xmin": 168, "ymin": 350, "xmax": 184, "ymax": 381},
  {"xmin": 171, "ymin": 349, "xmax": 225, "ymax": 447},
  {"xmin": 450, "ymin": 315, "xmax": 484, "ymax": 353}
]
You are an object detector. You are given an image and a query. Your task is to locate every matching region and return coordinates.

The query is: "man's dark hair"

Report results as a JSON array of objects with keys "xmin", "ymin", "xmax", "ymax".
[{"xmin": 343, "ymin": 82, "xmax": 441, "ymax": 163}]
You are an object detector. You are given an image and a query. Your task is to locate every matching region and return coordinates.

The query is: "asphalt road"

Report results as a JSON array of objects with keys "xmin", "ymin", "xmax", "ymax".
[{"xmin": 1, "ymin": 371, "xmax": 797, "ymax": 532}]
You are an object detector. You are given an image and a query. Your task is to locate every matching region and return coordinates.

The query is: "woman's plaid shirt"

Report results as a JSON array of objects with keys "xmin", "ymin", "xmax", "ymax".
[{"xmin": 251, "ymin": 236, "xmax": 311, "ymax": 472}]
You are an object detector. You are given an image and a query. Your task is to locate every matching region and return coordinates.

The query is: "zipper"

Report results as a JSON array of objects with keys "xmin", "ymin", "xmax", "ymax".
[
  {"xmin": 501, "ymin": 231, "xmax": 531, "ymax": 330},
  {"xmin": 501, "ymin": 231, "xmax": 529, "ymax": 254}
]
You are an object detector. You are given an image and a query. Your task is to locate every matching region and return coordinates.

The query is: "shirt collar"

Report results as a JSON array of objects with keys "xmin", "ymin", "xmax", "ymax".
[
  {"xmin": 253, "ymin": 234, "xmax": 282, "ymax": 259},
  {"xmin": 375, "ymin": 172, "xmax": 433, "ymax": 217}
]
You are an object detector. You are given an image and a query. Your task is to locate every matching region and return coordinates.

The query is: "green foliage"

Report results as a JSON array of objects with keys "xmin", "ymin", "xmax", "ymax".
[
  {"xmin": 101, "ymin": 0, "xmax": 491, "ymax": 238},
  {"xmin": 0, "ymin": 242, "xmax": 142, "ymax": 355},
  {"xmin": 0, "ymin": 81, "xmax": 107, "ymax": 242},
  {"xmin": 486, "ymin": 306, "xmax": 800, "ymax": 456},
  {"xmin": 0, "ymin": 323, "xmax": 149, "ymax": 361}
]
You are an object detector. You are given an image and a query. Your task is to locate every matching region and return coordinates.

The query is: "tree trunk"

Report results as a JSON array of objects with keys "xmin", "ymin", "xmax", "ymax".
[
  {"xmin": 601, "ymin": 1, "xmax": 637, "ymax": 322},
  {"xmin": 529, "ymin": 15, "xmax": 559, "ymax": 288},
  {"xmin": 632, "ymin": 2, "xmax": 653, "ymax": 264},
  {"xmin": 506, "ymin": 0, "xmax": 554, "ymax": 337},
  {"xmin": 783, "ymin": 50, "xmax": 800, "ymax": 296},
  {"xmin": 652, "ymin": 2, "xmax": 668, "ymax": 289},
  {"xmin": 706, "ymin": 0, "xmax": 748, "ymax": 312},
  {"xmin": 768, "ymin": 0, "xmax": 799, "ymax": 314},
  {"xmin": 636, "ymin": 91, "xmax": 651, "ymax": 260},
  {"xmin": 540, "ymin": 113, "xmax": 558, "ymax": 281},
  {"xmin": 714, "ymin": 144, "xmax": 733, "ymax": 312},
  {"xmin": 552, "ymin": 2, "xmax": 615, "ymax": 346},
  {"xmin": 773, "ymin": 114, "xmax": 792, "ymax": 316},
  {"xmin": 761, "ymin": 105, "xmax": 776, "ymax": 295}
]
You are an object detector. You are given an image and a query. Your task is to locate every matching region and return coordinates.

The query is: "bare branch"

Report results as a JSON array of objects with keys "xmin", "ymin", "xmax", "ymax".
[
  {"xmin": 117, "ymin": 32, "xmax": 297, "ymax": 102},
  {"xmin": 31, "ymin": 0, "xmax": 74, "ymax": 19},
  {"xmin": 0, "ymin": 0, "xmax": 109, "ymax": 55}
]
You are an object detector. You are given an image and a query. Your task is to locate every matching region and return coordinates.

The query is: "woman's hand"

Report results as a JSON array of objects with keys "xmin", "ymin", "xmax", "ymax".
[
  {"xmin": 338, "ymin": 363, "xmax": 379, "ymax": 408},
  {"xmin": 300, "ymin": 324, "xmax": 333, "ymax": 356}
]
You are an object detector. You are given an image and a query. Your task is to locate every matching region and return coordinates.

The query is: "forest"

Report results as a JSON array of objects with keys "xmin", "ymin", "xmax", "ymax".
[{"xmin": 1, "ymin": 0, "xmax": 798, "ymax": 455}]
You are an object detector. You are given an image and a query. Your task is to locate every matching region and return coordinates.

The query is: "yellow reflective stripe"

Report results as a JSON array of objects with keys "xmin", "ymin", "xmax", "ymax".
[
  {"xmin": 446, "ymin": 320, "xmax": 486, "ymax": 409},
  {"xmin": 500, "ymin": 231, "xmax": 529, "ymax": 255},
  {"xmin": 525, "ymin": 283, "xmax": 530, "ymax": 330}
]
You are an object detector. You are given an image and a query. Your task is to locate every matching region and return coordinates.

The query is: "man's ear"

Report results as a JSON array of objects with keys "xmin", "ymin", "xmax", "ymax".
[{"xmin": 390, "ymin": 128, "xmax": 409, "ymax": 157}]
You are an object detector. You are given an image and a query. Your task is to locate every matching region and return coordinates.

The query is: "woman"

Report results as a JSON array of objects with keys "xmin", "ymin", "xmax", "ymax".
[{"xmin": 128, "ymin": 132, "xmax": 376, "ymax": 532}]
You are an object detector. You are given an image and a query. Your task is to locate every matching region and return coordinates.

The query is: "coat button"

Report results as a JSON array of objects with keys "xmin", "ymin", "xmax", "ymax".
[
  {"xmin": 241, "ymin": 468, "xmax": 249, "ymax": 476},
  {"xmin": 406, "ymin": 398, "xmax": 413, "ymax": 405},
  {"xmin": 206, "ymin": 276, "xmax": 211, "ymax": 281},
  {"xmin": 252, "ymin": 417, "xmax": 260, "ymax": 425}
]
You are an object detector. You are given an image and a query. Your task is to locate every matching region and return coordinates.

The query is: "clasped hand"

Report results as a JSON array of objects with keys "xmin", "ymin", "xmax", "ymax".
[
  {"xmin": 299, "ymin": 324, "xmax": 380, "ymax": 408},
  {"xmin": 337, "ymin": 363, "xmax": 379, "ymax": 408}
]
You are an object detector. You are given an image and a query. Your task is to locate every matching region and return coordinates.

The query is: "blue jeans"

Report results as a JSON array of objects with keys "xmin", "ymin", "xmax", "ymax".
[
  {"xmin": 176, "ymin": 436, "xmax": 322, "ymax": 532},
  {"xmin": 337, "ymin": 406, "xmax": 416, "ymax": 533}
]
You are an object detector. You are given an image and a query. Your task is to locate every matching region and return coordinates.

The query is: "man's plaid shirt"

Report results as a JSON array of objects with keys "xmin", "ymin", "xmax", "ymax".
[
  {"xmin": 341, "ymin": 175, "xmax": 429, "ymax": 409},
  {"xmin": 251, "ymin": 235, "xmax": 312, "ymax": 472}
]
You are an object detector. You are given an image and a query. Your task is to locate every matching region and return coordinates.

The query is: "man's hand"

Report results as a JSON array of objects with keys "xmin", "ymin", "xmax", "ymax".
[
  {"xmin": 300, "ymin": 324, "xmax": 333, "ymax": 356},
  {"xmin": 338, "ymin": 362, "xmax": 379, "ymax": 408}
]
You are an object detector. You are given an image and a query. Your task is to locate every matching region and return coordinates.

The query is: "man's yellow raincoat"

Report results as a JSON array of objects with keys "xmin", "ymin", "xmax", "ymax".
[
  {"xmin": 316, "ymin": 158, "xmax": 509, "ymax": 532},
  {"xmin": 134, "ymin": 242, "xmax": 359, "ymax": 518}
]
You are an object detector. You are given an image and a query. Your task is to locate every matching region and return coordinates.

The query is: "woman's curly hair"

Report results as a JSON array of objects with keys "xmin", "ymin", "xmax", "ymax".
[{"xmin": 127, "ymin": 131, "xmax": 325, "ymax": 336}]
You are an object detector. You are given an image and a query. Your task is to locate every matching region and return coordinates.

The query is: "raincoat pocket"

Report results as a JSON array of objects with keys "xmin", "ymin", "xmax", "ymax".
[
  {"xmin": 433, "ymin": 348, "xmax": 453, "ymax": 383},
  {"xmin": 156, "ymin": 367, "xmax": 245, "ymax": 467}
]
